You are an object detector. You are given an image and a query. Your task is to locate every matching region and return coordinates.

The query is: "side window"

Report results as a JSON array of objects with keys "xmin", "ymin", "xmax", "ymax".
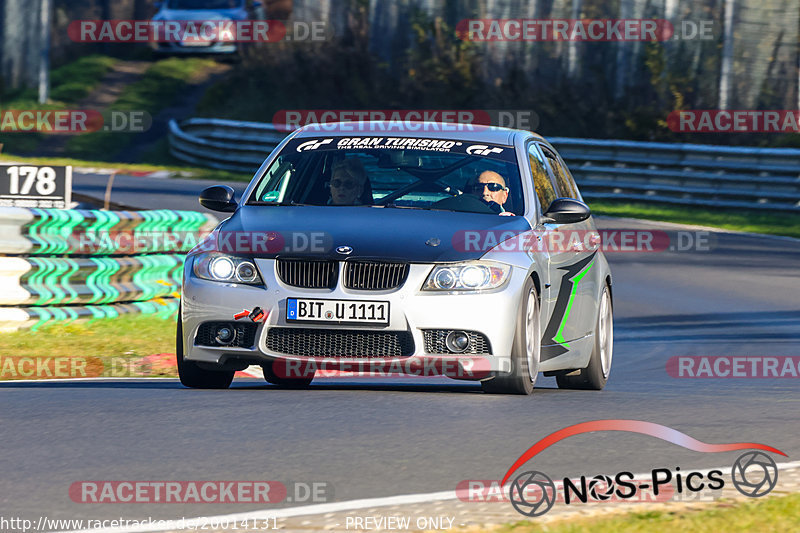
[
  {"xmin": 528, "ymin": 143, "xmax": 557, "ymax": 213},
  {"xmin": 542, "ymin": 148, "xmax": 578, "ymax": 199},
  {"xmin": 255, "ymin": 155, "xmax": 295, "ymax": 202}
]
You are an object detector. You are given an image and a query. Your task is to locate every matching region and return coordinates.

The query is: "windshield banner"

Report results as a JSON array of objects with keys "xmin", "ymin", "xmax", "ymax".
[{"xmin": 285, "ymin": 136, "xmax": 516, "ymax": 162}]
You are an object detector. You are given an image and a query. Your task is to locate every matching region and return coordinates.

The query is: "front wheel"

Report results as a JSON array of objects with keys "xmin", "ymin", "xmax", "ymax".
[
  {"xmin": 176, "ymin": 312, "xmax": 235, "ymax": 389},
  {"xmin": 557, "ymin": 284, "xmax": 613, "ymax": 390},
  {"xmin": 482, "ymin": 278, "xmax": 540, "ymax": 395}
]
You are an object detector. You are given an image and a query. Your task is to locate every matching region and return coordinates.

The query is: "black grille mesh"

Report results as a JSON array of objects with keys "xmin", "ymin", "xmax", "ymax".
[
  {"xmin": 344, "ymin": 261, "xmax": 409, "ymax": 290},
  {"xmin": 195, "ymin": 322, "xmax": 257, "ymax": 348},
  {"xmin": 276, "ymin": 258, "xmax": 338, "ymax": 289},
  {"xmin": 266, "ymin": 328, "xmax": 414, "ymax": 358},
  {"xmin": 422, "ymin": 330, "xmax": 492, "ymax": 354}
]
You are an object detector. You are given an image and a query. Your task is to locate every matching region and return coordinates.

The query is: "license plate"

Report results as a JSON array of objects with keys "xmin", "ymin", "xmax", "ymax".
[
  {"xmin": 182, "ymin": 40, "xmax": 212, "ymax": 47},
  {"xmin": 286, "ymin": 298, "xmax": 389, "ymax": 325}
]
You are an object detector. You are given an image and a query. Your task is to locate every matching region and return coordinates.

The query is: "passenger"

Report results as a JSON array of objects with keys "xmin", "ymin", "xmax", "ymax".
[
  {"xmin": 328, "ymin": 158, "xmax": 369, "ymax": 205},
  {"xmin": 468, "ymin": 170, "xmax": 515, "ymax": 215}
]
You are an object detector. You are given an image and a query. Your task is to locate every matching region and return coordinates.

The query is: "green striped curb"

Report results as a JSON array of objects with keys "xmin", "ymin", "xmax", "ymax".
[
  {"xmin": 0, "ymin": 207, "xmax": 218, "ymax": 255},
  {"xmin": 0, "ymin": 298, "xmax": 180, "ymax": 332},
  {"xmin": 0, "ymin": 254, "xmax": 184, "ymax": 306}
]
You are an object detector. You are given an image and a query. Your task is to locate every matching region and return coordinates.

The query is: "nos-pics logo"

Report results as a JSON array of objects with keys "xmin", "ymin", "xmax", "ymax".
[{"xmin": 502, "ymin": 420, "xmax": 784, "ymax": 517}]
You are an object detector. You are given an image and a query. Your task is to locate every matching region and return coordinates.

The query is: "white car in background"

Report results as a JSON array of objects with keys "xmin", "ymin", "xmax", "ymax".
[{"xmin": 151, "ymin": 0, "xmax": 264, "ymax": 55}]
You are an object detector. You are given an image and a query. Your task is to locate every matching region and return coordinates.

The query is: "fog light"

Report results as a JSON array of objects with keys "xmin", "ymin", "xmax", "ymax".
[
  {"xmin": 215, "ymin": 325, "xmax": 235, "ymax": 345},
  {"xmin": 445, "ymin": 331, "xmax": 470, "ymax": 353}
]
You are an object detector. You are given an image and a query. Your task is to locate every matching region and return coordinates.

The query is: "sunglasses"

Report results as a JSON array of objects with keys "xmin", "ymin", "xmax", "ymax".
[
  {"xmin": 470, "ymin": 182, "xmax": 507, "ymax": 193},
  {"xmin": 330, "ymin": 179, "xmax": 360, "ymax": 190}
]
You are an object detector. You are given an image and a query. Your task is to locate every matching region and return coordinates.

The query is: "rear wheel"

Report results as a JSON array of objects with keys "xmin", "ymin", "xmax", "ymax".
[
  {"xmin": 482, "ymin": 278, "xmax": 539, "ymax": 395},
  {"xmin": 557, "ymin": 284, "xmax": 613, "ymax": 390},
  {"xmin": 262, "ymin": 360, "xmax": 315, "ymax": 388},
  {"xmin": 176, "ymin": 311, "xmax": 235, "ymax": 389}
]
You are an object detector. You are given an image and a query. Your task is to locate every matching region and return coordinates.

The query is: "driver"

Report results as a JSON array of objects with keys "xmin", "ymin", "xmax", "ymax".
[
  {"xmin": 468, "ymin": 170, "xmax": 514, "ymax": 216},
  {"xmin": 328, "ymin": 157, "xmax": 368, "ymax": 205}
]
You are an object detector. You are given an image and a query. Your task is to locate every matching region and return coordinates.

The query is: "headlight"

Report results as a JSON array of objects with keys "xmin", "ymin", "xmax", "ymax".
[
  {"xmin": 423, "ymin": 261, "xmax": 510, "ymax": 291},
  {"xmin": 192, "ymin": 253, "xmax": 264, "ymax": 285}
]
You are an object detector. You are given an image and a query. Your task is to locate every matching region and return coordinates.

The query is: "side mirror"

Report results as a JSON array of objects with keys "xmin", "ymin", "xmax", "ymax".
[
  {"xmin": 199, "ymin": 185, "xmax": 237, "ymax": 212},
  {"xmin": 542, "ymin": 197, "xmax": 591, "ymax": 224}
]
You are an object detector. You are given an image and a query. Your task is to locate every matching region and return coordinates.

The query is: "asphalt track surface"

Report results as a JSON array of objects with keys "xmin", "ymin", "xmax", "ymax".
[
  {"xmin": 2, "ymin": 172, "xmax": 799, "ymax": 527},
  {"xmin": 71, "ymin": 171, "xmax": 249, "ymax": 212}
]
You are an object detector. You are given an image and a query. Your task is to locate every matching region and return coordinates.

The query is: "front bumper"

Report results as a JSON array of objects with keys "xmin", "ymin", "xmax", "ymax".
[
  {"xmin": 152, "ymin": 41, "xmax": 237, "ymax": 54},
  {"xmin": 181, "ymin": 259, "xmax": 529, "ymax": 376}
]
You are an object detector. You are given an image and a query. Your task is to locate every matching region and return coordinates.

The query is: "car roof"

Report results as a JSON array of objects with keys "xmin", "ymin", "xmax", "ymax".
[{"xmin": 292, "ymin": 121, "xmax": 545, "ymax": 146}]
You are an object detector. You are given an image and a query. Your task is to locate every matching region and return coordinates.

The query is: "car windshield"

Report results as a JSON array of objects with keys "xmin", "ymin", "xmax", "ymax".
[
  {"xmin": 249, "ymin": 136, "xmax": 525, "ymax": 215},
  {"xmin": 167, "ymin": 0, "xmax": 242, "ymax": 9}
]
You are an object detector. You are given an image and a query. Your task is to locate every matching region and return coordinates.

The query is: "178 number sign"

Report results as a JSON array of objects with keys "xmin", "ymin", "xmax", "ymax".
[{"xmin": 0, "ymin": 164, "xmax": 72, "ymax": 208}]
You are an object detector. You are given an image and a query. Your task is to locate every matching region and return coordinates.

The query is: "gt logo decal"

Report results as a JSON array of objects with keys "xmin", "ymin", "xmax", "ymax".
[
  {"xmin": 296, "ymin": 139, "xmax": 333, "ymax": 152},
  {"xmin": 466, "ymin": 144, "xmax": 504, "ymax": 156},
  {"xmin": 541, "ymin": 252, "xmax": 596, "ymax": 360}
]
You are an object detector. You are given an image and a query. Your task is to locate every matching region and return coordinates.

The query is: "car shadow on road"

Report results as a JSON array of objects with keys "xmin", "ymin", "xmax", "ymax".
[
  {"xmin": 231, "ymin": 380, "xmax": 572, "ymax": 394},
  {"xmin": 0, "ymin": 379, "xmax": 182, "ymax": 389},
  {"xmin": 0, "ymin": 379, "xmax": 579, "ymax": 395}
]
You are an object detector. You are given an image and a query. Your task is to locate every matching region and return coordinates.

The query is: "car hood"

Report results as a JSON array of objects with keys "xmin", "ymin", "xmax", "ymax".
[{"xmin": 217, "ymin": 206, "xmax": 532, "ymax": 262}]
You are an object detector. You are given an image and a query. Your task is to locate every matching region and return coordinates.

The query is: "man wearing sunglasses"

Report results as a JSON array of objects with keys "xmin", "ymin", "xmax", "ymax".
[
  {"xmin": 328, "ymin": 158, "xmax": 369, "ymax": 205},
  {"xmin": 468, "ymin": 170, "xmax": 514, "ymax": 215}
]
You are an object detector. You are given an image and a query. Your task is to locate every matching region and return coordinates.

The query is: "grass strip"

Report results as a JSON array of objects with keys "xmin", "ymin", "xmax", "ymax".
[
  {"xmin": 64, "ymin": 57, "xmax": 217, "ymax": 160},
  {"xmin": 0, "ymin": 152, "xmax": 251, "ymax": 182},
  {"xmin": 589, "ymin": 200, "xmax": 800, "ymax": 239},
  {"xmin": 0, "ymin": 314, "xmax": 175, "ymax": 361},
  {"xmin": 483, "ymin": 493, "xmax": 800, "ymax": 532},
  {"xmin": 0, "ymin": 55, "xmax": 120, "ymax": 152},
  {"xmin": 49, "ymin": 55, "xmax": 120, "ymax": 102}
]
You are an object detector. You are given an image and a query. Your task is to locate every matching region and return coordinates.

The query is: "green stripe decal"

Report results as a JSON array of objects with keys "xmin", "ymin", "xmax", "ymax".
[{"xmin": 553, "ymin": 259, "xmax": 596, "ymax": 348}]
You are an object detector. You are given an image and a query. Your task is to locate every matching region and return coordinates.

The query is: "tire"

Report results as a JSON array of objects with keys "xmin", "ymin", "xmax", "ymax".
[
  {"xmin": 176, "ymin": 311, "xmax": 235, "ymax": 389},
  {"xmin": 262, "ymin": 360, "xmax": 315, "ymax": 388},
  {"xmin": 556, "ymin": 284, "xmax": 613, "ymax": 390},
  {"xmin": 482, "ymin": 277, "xmax": 540, "ymax": 395}
]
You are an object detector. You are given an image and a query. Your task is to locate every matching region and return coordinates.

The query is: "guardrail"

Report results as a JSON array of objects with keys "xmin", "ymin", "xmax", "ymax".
[
  {"xmin": 0, "ymin": 207, "xmax": 218, "ymax": 331},
  {"xmin": 168, "ymin": 118, "xmax": 800, "ymax": 212},
  {"xmin": 168, "ymin": 118, "xmax": 286, "ymax": 172}
]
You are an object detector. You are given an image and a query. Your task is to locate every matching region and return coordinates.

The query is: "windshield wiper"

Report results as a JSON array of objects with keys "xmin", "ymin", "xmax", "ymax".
[{"xmin": 380, "ymin": 204, "xmax": 427, "ymax": 210}]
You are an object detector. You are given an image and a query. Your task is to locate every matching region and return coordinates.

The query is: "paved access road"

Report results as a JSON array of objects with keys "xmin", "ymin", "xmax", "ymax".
[{"xmin": 2, "ymin": 173, "xmax": 798, "ymax": 528}]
